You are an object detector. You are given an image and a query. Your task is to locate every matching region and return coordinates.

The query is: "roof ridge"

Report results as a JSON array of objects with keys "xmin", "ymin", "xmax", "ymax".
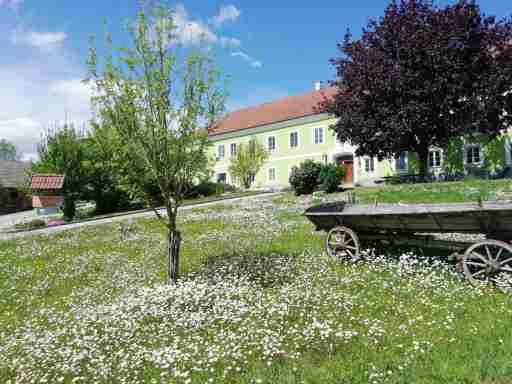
[{"xmin": 210, "ymin": 86, "xmax": 336, "ymax": 137}]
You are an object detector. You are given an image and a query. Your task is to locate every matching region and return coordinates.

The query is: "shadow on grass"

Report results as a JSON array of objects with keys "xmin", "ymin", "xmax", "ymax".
[{"xmin": 199, "ymin": 250, "xmax": 308, "ymax": 288}]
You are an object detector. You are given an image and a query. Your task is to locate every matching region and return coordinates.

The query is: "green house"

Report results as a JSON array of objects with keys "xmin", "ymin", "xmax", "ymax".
[{"xmin": 209, "ymin": 85, "xmax": 512, "ymax": 189}]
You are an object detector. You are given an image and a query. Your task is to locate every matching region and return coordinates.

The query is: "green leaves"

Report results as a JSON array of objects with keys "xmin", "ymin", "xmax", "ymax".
[
  {"xmin": 0, "ymin": 139, "xmax": 18, "ymax": 161},
  {"xmin": 228, "ymin": 139, "xmax": 268, "ymax": 189},
  {"xmin": 85, "ymin": 2, "xmax": 226, "ymax": 227},
  {"xmin": 323, "ymin": 0, "xmax": 512, "ymax": 176}
]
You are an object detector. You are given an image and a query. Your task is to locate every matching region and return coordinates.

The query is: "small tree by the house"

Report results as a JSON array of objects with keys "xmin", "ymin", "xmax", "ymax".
[
  {"xmin": 0, "ymin": 139, "xmax": 20, "ymax": 161},
  {"xmin": 320, "ymin": 0, "xmax": 512, "ymax": 177},
  {"xmin": 34, "ymin": 124, "xmax": 87, "ymax": 220},
  {"xmin": 228, "ymin": 138, "xmax": 268, "ymax": 189},
  {"xmin": 86, "ymin": 4, "xmax": 225, "ymax": 283}
]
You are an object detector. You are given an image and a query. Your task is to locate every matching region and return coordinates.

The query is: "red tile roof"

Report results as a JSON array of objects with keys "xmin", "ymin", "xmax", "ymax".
[
  {"xmin": 209, "ymin": 86, "xmax": 337, "ymax": 137},
  {"xmin": 30, "ymin": 174, "xmax": 65, "ymax": 190}
]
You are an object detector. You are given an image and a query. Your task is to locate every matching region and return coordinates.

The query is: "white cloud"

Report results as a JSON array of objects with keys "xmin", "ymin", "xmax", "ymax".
[
  {"xmin": 231, "ymin": 51, "xmax": 262, "ymax": 68},
  {"xmin": 49, "ymin": 79, "xmax": 92, "ymax": 105},
  {"xmin": 170, "ymin": 4, "xmax": 240, "ymax": 47},
  {"xmin": 210, "ymin": 5, "xmax": 241, "ymax": 28},
  {"xmin": 0, "ymin": 0, "xmax": 22, "ymax": 10},
  {"xmin": 0, "ymin": 118, "xmax": 40, "ymax": 140},
  {"xmin": 10, "ymin": 28, "xmax": 67, "ymax": 50},
  {"xmin": 0, "ymin": 59, "xmax": 92, "ymax": 159}
]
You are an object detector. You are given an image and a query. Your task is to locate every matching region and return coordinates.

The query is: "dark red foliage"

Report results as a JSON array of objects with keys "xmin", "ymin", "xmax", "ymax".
[{"xmin": 320, "ymin": 0, "xmax": 512, "ymax": 176}]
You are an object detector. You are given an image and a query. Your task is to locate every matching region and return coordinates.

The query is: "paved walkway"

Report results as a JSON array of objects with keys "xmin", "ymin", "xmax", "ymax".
[
  {"xmin": 0, "ymin": 192, "xmax": 283, "ymax": 241},
  {"xmin": 0, "ymin": 210, "xmax": 38, "ymax": 232}
]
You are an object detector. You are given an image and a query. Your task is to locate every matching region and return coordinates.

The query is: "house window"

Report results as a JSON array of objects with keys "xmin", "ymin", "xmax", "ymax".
[
  {"xmin": 396, "ymin": 152, "xmax": 407, "ymax": 170},
  {"xmin": 217, "ymin": 145, "xmax": 225, "ymax": 160},
  {"xmin": 230, "ymin": 143, "xmax": 237, "ymax": 157},
  {"xmin": 466, "ymin": 145, "xmax": 481, "ymax": 165},
  {"xmin": 216, "ymin": 173, "xmax": 227, "ymax": 184},
  {"xmin": 314, "ymin": 127, "xmax": 324, "ymax": 144},
  {"xmin": 249, "ymin": 173, "xmax": 255, "ymax": 184},
  {"xmin": 322, "ymin": 154, "xmax": 328, "ymax": 163},
  {"xmin": 268, "ymin": 168, "xmax": 276, "ymax": 182},
  {"xmin": 429, "ymin": 150, "xmax": 442, "ymax": 168},
  {"xmin": 267, "ymin": 136, "xmax": 276, "ymax": 153},
  {"xmin": 365, "ymin": 157, "xmax": 375, "ymax": 173},
  {"xmin": 290, "ymin": 132, "xmax": 299, "ymax": 148}
]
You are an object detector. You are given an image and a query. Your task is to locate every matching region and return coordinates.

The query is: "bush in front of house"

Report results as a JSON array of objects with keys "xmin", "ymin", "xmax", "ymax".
[
  {"xmin": 290, "ymin": 160, "xmax": 346, "ymax": 195},
  {"xmin": 14, "ymin": 219, "xmax": 47, "ymax": 231},
  {"xmin": 319, "ymin": 163, "xmax": 345, "ymax": 193},
  {"xmin": 289, "ymin": 160, "xmax": 324, "ymax": 195},
  {"xmin": 187, "ymin": 181, "xmax": 237, "ymax": 199}
]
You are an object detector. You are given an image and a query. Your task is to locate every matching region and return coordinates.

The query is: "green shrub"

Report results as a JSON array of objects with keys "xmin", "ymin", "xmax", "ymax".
[
  {"xmin": 15, "ymin": 219, "xmax": 46, "ymax": 231},
  {"xmin": 289, "ymin": 160, "xmax": 323, "ymax": 195},
  {"xmin": 188, "ymin": 181, "xmax": 235, "ymax": 199},
  {"xmin": 319, "ymin": 163, "xmax": 345, "ymax": 193}
]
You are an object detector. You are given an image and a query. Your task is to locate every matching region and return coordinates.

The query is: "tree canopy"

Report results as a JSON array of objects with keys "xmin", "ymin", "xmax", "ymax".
[
  {"xmin": 228, "ymin": 139, "xmax": 268, "ymax": 189},
  {"xmin": 0, "ymin": 139, "xmax": 19, "ymax": 161},
  {"xmin": 320, "ymin": 0, "xmax": 512, "ymax": 176},
  {"xmin": 34, "ymin": 124, "xmax": 88, "ymax": 219}
]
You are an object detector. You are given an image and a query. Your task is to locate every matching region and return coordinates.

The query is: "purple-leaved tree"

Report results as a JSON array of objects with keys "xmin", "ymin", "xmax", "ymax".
[{"xmin": 320, "ymin": 0, "xmax": 512, "ymax": 177}]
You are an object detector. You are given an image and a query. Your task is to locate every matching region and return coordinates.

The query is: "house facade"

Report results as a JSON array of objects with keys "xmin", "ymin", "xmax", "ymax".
[{"xmin": 209, "ymin": 86, "xmax": 512, "ymax": 189}]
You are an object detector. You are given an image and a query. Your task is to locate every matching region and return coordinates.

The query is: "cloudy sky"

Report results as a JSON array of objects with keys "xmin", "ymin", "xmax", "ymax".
[{"xmin": 0, "ymin": 0, "xmax": 510, "ymax": 160}]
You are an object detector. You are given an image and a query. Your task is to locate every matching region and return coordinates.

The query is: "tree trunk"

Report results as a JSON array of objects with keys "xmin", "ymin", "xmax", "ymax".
[
  {"xmin": 168, "ymin": 230, "xmax": 181, "ymax": 284},
  {"xmin": 416, "ymin": 146, "xmax": 430, "ymax": 181},
  {"xmin": 63, "ymin": 195, "xmax": 76, "ymax": 221}
]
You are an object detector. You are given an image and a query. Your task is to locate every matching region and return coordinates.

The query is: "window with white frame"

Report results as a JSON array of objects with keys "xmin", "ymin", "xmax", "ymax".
[
  {"xmin": 289, "ymin": 131, "xmax": 299, "ymax": 148},
  {"xmin": 267, "ymin": 136, "xmax": 276, "ymax": 152},
  {"xmin": 268, "ymin": 167, "xmax": 276, "ymax": 182},
  {"xmin": 217, "ymin": 145, "xmax": 225, "ymax": 160},
  {"xmin": 322, "ymin": 154, "xmax": 328, "ymax": 163},
  {"xmin": 465, "ymin": 145, "xmax": 482, "ymax": 165},
  {"xmin": 230, "ymin": 143, "xmax": 237, "ymax": 157},
  {"xmin": 365, "ymin": 157, "xmax": 375, "ymax": 173},
  {"xmin": 429, "ymin": 149, "xmax": 442, "ymax": 168},
  {"xmin": 396, "ymin": 152, "xmax": 407, "ymax": 170},
  {"xmin": 249, "ymin": 173, "xmax": 255, "ymax": 184},
  {"xmin": 314, "ymin": 127, "xmax": 324, "ymax": 144}
]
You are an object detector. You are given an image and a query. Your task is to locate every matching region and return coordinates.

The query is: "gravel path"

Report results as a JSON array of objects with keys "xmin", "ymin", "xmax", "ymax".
[{"xmin": 0, "ymin": 192, "xmax": 283, "ymax": 241}]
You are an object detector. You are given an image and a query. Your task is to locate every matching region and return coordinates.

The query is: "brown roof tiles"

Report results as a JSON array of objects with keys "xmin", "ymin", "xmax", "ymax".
[
  {"xmin": 30, "ymin": 174, "xmax": 65, "ymax": 190},
  {"xmin": 209, "ymin": 86, "xmax": 336, "ymax": 137}
]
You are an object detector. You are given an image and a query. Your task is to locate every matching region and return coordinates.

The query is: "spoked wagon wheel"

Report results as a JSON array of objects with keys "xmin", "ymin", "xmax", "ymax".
[
  {"xmin": 326, "ymin": 226, "xmax": 361, "ymax": 262},
  {"xmin": 462, "ymin": 240, "xmax": 512, "ymax": 285}
]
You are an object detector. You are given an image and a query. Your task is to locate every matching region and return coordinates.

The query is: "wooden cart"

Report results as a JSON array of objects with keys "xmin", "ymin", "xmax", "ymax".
[{"xmin": 304, "ymin": 201, "xmax": 512, "ymax": 284}]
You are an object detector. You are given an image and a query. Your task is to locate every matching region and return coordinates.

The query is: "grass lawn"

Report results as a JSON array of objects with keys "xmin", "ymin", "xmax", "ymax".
[
  {"xmin": 351, "ymin": 178, "xmax": 512, "ymax": 204},
  {"xmin": 0, "ymin": 186, "xmax": 512, "ymax": 383}
]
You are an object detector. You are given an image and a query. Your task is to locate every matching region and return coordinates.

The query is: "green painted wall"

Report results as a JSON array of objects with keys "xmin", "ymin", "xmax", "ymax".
[
  {"xmin": 209, "ymin": 117, "xmax": 338, "ymax": 187},
  {"xmin": 209, "ymin": 114, "xmax": 511, "ymax": 187},
  {"xmin": 399, "ymin": 133, "xmax": 511, "ymax": 175}
]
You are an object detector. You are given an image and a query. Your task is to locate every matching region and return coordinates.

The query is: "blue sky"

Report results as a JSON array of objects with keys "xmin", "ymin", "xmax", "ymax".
[{"xmin": 0, "ymin": 0, "xmax": 511, "ymax": 159}]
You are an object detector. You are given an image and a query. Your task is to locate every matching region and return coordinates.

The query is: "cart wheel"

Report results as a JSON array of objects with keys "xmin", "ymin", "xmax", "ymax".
[
  {"xmin": 326, "ymin": 226, "xmax": 361, "ymax": 262},
  {"xmin": 462, "ymin": 240, "xmax": 512, "ymax": 285}
]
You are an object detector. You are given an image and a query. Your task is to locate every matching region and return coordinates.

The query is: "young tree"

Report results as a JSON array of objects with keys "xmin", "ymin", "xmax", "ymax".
[
  {"xmin": 320, "ymin": 0, "xmax": 512, "ymax": 177},
  {"xmin": 228, "ymin": 139, "xmax": 268, "ymax": 188},
  {"xmin": 0, "ymin": 139, "xmax": 19, "ymax": 161},
  {"xmin": 86, "ymin": 3, "xmax": 225, "ymax": 282},
  {"xmin": 34, "ymin": 124, "xmax": 87, "ymax": 220}
]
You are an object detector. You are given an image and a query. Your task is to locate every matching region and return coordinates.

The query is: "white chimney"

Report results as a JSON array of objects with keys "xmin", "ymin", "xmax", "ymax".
[{"xmin": 314, "ymin": 81, "xmax": 322, "ymax": 91}]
